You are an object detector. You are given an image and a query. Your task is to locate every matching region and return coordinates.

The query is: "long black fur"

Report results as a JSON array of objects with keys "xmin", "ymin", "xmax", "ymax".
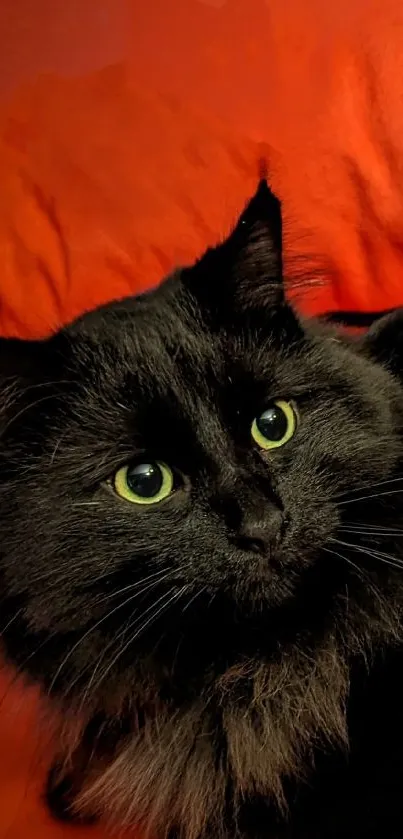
[{"xmin": 1, "ymin": 182, "xmax": 403, "ymax": 838}]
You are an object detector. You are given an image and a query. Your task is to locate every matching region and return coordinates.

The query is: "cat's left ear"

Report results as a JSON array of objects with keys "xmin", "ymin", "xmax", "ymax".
[
  {"xmin": 183, "ymin": 179, "xmax": 284, "ymax": 313},
  {"xmin": 363, "ymin": 309, "xmax": 403, "ymax": 381}
]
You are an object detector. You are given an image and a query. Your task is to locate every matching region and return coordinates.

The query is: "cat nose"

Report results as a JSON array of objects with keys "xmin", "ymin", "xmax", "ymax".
[
  {"xmin": 236, "ymin": 529, "xmax": 267, "ymax": 555},
  {"xmin": 234, "ymin": 508, "xmax": 283, "ymax": 556}
]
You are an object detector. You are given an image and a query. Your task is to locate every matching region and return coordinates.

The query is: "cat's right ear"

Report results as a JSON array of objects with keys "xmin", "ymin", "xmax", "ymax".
[
  {"xmin": 363, "ymin": 309, "xmax": 403, "ymax": 381},
  {"xmin": 181, "ymin": 179, "xmax": 284, "ymax": 317}
]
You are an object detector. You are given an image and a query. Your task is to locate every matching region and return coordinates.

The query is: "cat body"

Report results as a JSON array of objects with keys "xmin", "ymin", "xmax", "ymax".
[{"xmin": 1, "ymin": 183, "xmax": 403, "ymax": 838}]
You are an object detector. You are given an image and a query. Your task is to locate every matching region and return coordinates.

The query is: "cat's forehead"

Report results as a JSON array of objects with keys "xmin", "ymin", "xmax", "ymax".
[
  {"xmin": 63, "ymin": 282, "xmax": 347, "ymax": 412},
  {"xmin": 57, "ymin": 293, "xmax": 302, "ymax": 465},
  {"xmin": 66, "ymin": 294, "xmax": 294, "ymax": 402},
  {"xmin": 67, "ymin": 290, "xmax": 220, "ymax": 389}
]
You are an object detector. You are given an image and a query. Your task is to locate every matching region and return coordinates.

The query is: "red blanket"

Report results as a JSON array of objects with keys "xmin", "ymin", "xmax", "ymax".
[{"xmin": 1, "ymin": 0, "xmax": 403, "ymax": 835}]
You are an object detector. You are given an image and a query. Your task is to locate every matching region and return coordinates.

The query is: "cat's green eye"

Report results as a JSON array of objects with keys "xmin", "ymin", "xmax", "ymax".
[
  {"xmin": 251, "ymin": 400, "xmax": 297, "ymax": 450},
  {"xmin": 113, "ymin": 461, "xmax": 174, "ymax": 505}
]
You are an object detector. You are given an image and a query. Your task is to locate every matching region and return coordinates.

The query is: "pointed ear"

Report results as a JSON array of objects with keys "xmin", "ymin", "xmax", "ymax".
[
  {"xmin": 363, "ymin": 309, "xmax": 403, "ymax": 381},
  {"xmin": 228, "ymin": 178, "xmax": 283, "ymax": 303},
  {"xmin": 182, "ymin": 179, "xmax": 284, "ymax": 314}
]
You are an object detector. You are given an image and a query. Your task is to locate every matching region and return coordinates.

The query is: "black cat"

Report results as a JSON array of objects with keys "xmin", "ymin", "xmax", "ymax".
[{"xmin": 1, "ymin": 181, "xmax": 403, "ymax": 838}]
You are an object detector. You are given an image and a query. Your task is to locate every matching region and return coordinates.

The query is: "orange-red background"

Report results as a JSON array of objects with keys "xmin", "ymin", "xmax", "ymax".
[{"xmin": 1, "ymin": 0, "xmax": 403, "ymax": 836}]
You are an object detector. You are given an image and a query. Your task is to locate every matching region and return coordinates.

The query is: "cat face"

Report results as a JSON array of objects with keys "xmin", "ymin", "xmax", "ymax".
[
  {"xmin": 1, "ymin": 183, "xmax": 403, "ymax": 696},
  {"xmin": 1, "ymin": 183, "xmax": 403, "ymax": 832}
]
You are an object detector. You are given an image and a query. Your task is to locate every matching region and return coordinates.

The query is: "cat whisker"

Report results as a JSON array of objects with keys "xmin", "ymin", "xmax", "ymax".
[
  {"xmin": 353, "ymin": 548, "xmax": 403, "ymax": 572},
  {"xmin": 339, "ymin": 526, "xmax": 403, "ymax": 537},
  {"xmin": 334, "ymin": 476, "xmax": 403, "ymax": 503},
  {"xmin": 72, "ymin": 501, "xmax": 105, "ymax": 507},
  {"xmin": 116, "ymin": 401, "xmax": 130, "ymax": 413},
  {"xmin": 334, "ymin": 537, "xmax": 403, "ymax": 566},
  {"xmin": 342, "ymin": 520, "xmax": 403, "ymax": 531},
  {"xmin": 0, "ymin": 608, "xmax": 24, "ymax": 637},
  {"xmin": 342, "ymin": 521, "xmax": 403, "ymax": 536},
  {"xmin": 322, "ymin": 546, "xmax": 383, "ymax": 607},
  {"xmin": 338, "ymin": 489, "xmax": 403, "ymax": 506},
  {"xmin": 69, "ymin": 572, "xmax": 175, "ymax": 696},
  {"xmin": 181, "ymin": 586, "xmax": 206, "ymax": 614},
  {"xmin": 131, "ymin": 585, "xmax": 188, "ymax": 645},
  {"xmin": 62, "ymin": 569, "xmax": 187, "ymax": 701},
  {"xmin": 322, "ymin": 546, "xmax": 364, "ymax": 578},
  {"xmin": 96, "ymin": 568, "xmax": 174, "ymax": 604},
  {"xmin": 73, "ymin": 616, "xmax": 135, "ymax": 713},
  {"xmin": 89, "ymin": 585, "xmax": 188, "ymax": 700},
  {"xmin": 48, "ymin": 580, "xmax": 176, "ymax": 694},
  {"xmin": 331, "ymin": 538, "xmax": 403, "ymax": 572}
]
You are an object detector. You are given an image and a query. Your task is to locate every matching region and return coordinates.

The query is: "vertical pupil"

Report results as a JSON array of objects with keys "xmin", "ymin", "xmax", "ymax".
[
  {"xmin": 126, "ymin": 463, "xmax": 163, "ymax": 497},
  {"xmin": 257, "ymin": 406, "xmax": 288, "ymax": 441}
]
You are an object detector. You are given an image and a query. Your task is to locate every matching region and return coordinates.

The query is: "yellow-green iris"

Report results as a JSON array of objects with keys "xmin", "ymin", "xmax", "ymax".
[
  {"xmin": 251, "ymin": 400, "xmax": 297, "ymax": 450},
  {"xmin": 113, "ymin": 461, "xmax": 174, "ymax": 505}
]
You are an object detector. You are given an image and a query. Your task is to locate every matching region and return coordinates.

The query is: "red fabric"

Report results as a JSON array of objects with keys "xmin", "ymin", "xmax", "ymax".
[{"xmin": 1, "ymin": 0, "xmax": 403, "ymax": 835}]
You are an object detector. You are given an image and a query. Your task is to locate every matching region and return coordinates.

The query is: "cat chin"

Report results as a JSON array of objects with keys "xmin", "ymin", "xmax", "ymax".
[{"xmin": 52, "ymin": 586, "xmax": 402, "ymax": 839}]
